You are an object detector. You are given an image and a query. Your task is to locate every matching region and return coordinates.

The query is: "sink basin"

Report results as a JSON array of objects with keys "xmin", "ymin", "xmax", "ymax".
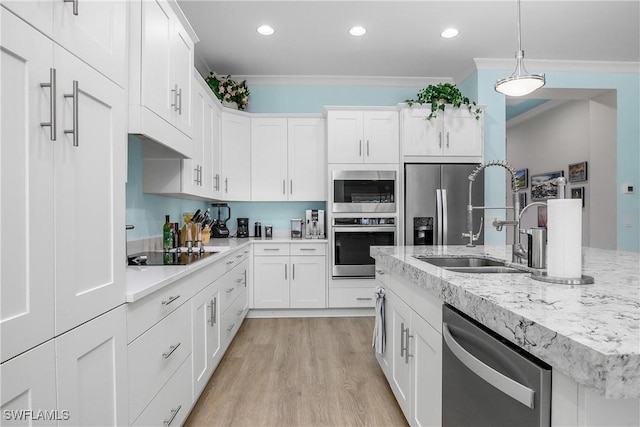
[{"xmin": 412, "ymin": 255, "xmax": 527, "ymax": 274}]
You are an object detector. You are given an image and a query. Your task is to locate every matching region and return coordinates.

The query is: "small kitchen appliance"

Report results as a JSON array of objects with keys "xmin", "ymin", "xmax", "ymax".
[
  {"xmin": 305, "ymin": 209, "xmax": 325, "ymax": 238},
  {"xmin": 211, "ymin": 203, "xmax": 231, "ymax": 238},
  {"xmin": 237, "ymin": 218, "xmax": 249, "ymax": 238},
  {"xmin": 265, "ymin": 225, "xmax": 273, "ymax": 239},
  {"xmin": 291, "ymin": 219, "xmax": 303, "ymax": 239},
  {"xmin": 254, "ymin": 222, "xmax": 262, "ymax": 238}
]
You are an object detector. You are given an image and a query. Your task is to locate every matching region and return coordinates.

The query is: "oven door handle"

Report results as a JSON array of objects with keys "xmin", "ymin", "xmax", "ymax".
[{"xmin": 332, "ymin": 226, "xmax": 397, "ymax": 233}]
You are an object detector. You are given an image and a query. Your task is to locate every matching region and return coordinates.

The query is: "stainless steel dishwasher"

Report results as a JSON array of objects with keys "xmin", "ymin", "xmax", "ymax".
[{"xmin": 442, "ymin": 305, "xmax": 551, "ymax": 427}]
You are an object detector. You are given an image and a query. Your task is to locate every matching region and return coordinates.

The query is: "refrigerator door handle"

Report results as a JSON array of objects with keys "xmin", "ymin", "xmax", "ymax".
[
  {"xmin": 436, "ymin": 189, "xmax": 443, "ymax": 245},
  {"xmin": 442, "ymin": 189, "xmax": 448, "ymax": 244}
]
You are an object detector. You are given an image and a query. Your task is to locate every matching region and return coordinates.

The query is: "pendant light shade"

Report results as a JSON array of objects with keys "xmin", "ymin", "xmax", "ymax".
[{"xmin": 495, "ymin": 0, "xmax": 545, "ymax": 97}]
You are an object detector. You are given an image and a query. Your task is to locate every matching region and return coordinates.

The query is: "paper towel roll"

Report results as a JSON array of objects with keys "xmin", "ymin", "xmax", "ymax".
[{"xmin": 547, "ymin": 199, "xmax": 582, "ymax": 278}]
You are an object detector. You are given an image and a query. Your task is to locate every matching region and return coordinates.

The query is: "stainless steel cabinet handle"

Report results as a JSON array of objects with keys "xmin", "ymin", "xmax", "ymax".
[
  {"xmin": 171, "ymin": 84, "xmax": 179, "ymax": 111},
  {"xmin": 375, "ymin": 269, "xmax": 384, "ymax": 275},
  {"xmin": 263, "ymin": 248, "xmax": 280, "ymax": 251},
  {"xmin": 208, "ymin": 298, "xmax": 217, "ymax": 326},
  {"xmin": 284, "ymin": 264, "xmax": 287, "ymax": 280},
  {"xmin": 405, "ymin": 329, "xmax": 414, "ymax": 364},
  {"xmin": 236, "ymin": 254, "xmax": 243, "ymax": 259},
  {"xmin": 243, "ymin": 269, "xmax": 247, "ymax": 287},
  {"xmin": 163, "ymin": 405, "xmax": 181, "ymax": 426},
  {"xmin": 161, "ymin": 295, "xmax": 180, "ymax": 306},
  {"xmin": 226, "ymin": 259, "xmax": 235, "ymax": 265},
  {"xmin": 299, "ymin": 248, "xmax": 316, "ymax": 251},
  {"xmin": 64, "ymin": 80, "xmax": 79, "ymax": 147},
  {"xmin": 225, "ymin": 177, "xmax": 228, "ymax": 193},
  {"xmin": 292, "ymin": 264, "xmax": 295, "ymax": 280},
  {"xmin": 366, "ymin": 140, "xmax": 370, "ymax": 156},
  {"xmin": 438, "ymin": 131, "xmax": 442, "ymax": 148},
  {"xmin": 64, "ymin": 0, "xmax": 78, "ymax": 15},
  {"xmin": 290, "ymin": 179, "xmax": 293, "ymax": 195},
  {"xmin": 356, "ymin": 297, "xmax": 373, "ymax": 301},
  {"xmin": 227, "ymin": 323, "xmax": 235, "ymax": 333},
  {"xmin": 215, "ymin": 174, "xmax": 220, "ymax": 190},
  {"xmin": 446, "ymin": 131, "xmax": 450, "ymax": 148},
  {"xmin": 40, "ymin": 68, "xmax": 57, "ymax": 141},
  {"xmin": 400, "ymin": 322, "xmax": 406, "ymax": 357},
  {"xmin": 283, "ymin": 179, "xmax": 286, "ymax": 194},
  {"xmin": 226, "ymin": 287, "xmax": 234, "ymax": 294},
  {"xmin": 194, "ymin": 166, "xmax": 199, "ymax": 185},
  {"xmin": 177, "ymin": 87, "xmax": 182, "ymax": 115},
  {"xmin": 237, "ymin": 309, "xmax": 243, "ymax": 316},
  {"xmin": 359, "ymin": 140, "xmax": 362, "ymax": 156},
  {"xmin": 162, "ymin": 342, "xmax": 181, "ymax": 359},
  {"xmin": 442, "ymin": 322, "xmax": 535, "ymax": 409}
]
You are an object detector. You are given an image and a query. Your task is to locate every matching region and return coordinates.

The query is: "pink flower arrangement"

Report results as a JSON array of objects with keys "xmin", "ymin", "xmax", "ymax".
[{"xmin": 205, "ymin": 72, "xmax": 250, "ymax": 110}]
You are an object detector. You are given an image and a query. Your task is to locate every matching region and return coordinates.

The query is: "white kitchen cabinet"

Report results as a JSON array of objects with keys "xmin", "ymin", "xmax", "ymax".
[
  {"xmin": 327, "ymin": 110, "xmax": 399, "ymax": 164},
  {"xmin": 2, "ymin": 0, "xmax": 127, "ymax": 87},
  {"xmin": 1, "ymin": 9, "xmax": 126, "ymax": 347},
  {"xmin": 0, "ymin": 341, "xmax": 57, "ymax": 426},
  {"xmin": 251, "ymin": 117, "xmax": 326, "ymax": 201},
  {"xmin": 128, "ymin": 0, "xmax": 197, "ymax": 157},
  {"xmin": 211, "ymin": 99, "xmax": 224, "ymax": 199},
  {"xmin": 253, "ymin": 243, "xmax": 326, "ymax": 309},
  {"xmin": 192, "ymin": 282, "xmax": 222, "ymax": 397},
  {"xmin": 402, "ymin": 106, "xmax": 483, "ymax": 159},
  {"xmin": 56, "ymin": 306, "xmax": 128, "ymax": 427},
  {"xmin": 221, "ymin": 111, "xmax": 252, "ymax": 200}
]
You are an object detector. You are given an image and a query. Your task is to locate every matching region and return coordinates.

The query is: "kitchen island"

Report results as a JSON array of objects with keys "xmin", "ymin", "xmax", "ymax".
[{"xmin": 371, "ymin": 245, "xmax": 639, "ymax": 425}]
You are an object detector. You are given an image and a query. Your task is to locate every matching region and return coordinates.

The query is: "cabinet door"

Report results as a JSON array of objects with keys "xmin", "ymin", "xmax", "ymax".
[
  {"xmin": 201, "ymin": 91, "xmax": 216, "ymax": 197},
  {"xmin": 192, "ymin": 283, "xmax": 221, "ymax": 397},
  {"xmin": 221, "ymin": 111, "xmax": 251, "ymax": 200},
  {"xmin": 186, "ymin": 75, "xmax": 207, "ymax": 196},
  {"xmin": 140, "ymin": 0, "xmax": 173, "ymax": 124},
  {"xmin": 211, "ymin": 101, "xmax": 223, "ymax": 199},
  {"xmin": 387, "ymin": 290, "xmax": 412, "ymax": 418},
  {"xmin": 288, "ymin": 118, "xmax": 326, "ymax": 201},
  {"xmin": 251, "ymin": 118, "xmax": 288, "ymax": 201},
  {"xmin": 0, "ymin": 341, "xmax": 57, "ymax": 426},
  {"xmin": 253, "ymin": 256, "xmax": 290, "ymax": 308},
  {"xmin": 56, "ymin": 306, "xmax": 128, "ymax": 427},
  {"xmin": 52, "ymin": 0, "xmax": 127, "ymax": 87},
  {"xmin": 1, "ymin": 0, "xmax": 53, "ymax": 38},
  {"xmin": 171, "ymin": 19, "xmax": 194, "ymax": 136},
  {"xmin": 290, "ymin": 255, "xmax": 326, "ymax": 308},
  {"xmin": 443, "ymin": 108, "xmax": 483, "ymax": 157},
  {"xmin": 410, "ymin": 312, "xmax": 442, "ymax": 427},
  {"xmin": 364, "ymin": 111, "xmax": 399, "ymax": 163},
  {"xmin": 54, "ymin": 45, "xmax": 126, "ymax": 335},
  {"xmin": 402, "ymin": 108, "xmax": 443, "ymax": 156},
  {"xmin": 327, "ymin": 111, "xmax": 363, "ymax": 163},
  {"xmin": 0, "ymin": 10, "xmax": 55, "ymax": 362}
]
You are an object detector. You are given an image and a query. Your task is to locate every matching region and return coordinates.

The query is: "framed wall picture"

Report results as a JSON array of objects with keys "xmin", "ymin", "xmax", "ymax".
[
  {"xmin": 568, "ymin": 161, "xmax": 588, "ymax": 182},
  {"xmin": 515, "ymin": 169, "xmax": 528, "ymax": 189},
  {"xmin": 537, "ymin": 206, "xmax": 547, "ymax": 228},
  {"xmin": 571, "ymin": 186, "xmax": 585, "ymax": 207},
  {"xmin": 531, "ymin": 171, "xmax": 564, "ymax": 200}
]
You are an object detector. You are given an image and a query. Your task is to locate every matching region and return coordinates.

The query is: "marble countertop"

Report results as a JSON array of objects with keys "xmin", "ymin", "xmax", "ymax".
[{"xmin": 371, "ymin": 245, "xmax": 640, "ymax": 399}]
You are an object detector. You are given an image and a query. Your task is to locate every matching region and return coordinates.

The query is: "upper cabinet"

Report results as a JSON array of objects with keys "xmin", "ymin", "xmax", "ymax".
[
  {"xmin": 251, "ymin": 117, "xmax": 326, "ymax": 201},
  {"xmin": 327, "ymin": 110, "xmax": 399, "ymax": 164},
  {"xmin": 129, "ymin": 0, "xmax": 197, "ymax": 157},
  {"xmin": 402, "ymin": 106, "xmax": 483, "ymax": 161},
  {"xmin": 1, "ymin": 0, "xmax": 128, "ymax": 87},
  {"xmin": 221, "ymin": 111, "xmax": 251, "ymax": 200}
]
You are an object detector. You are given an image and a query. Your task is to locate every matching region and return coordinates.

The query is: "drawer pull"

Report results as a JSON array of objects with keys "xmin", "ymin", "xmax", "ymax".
[
  {"xmin": 163, "ymin": 405, "xmax": 182, "ymax": 426},
  {"xmin": 264, "ymin": 248, "xmax": 280, "ymax": 251},
  {"xmin": 208, "ymin": 298, "xmax": 217, "ymax": 326},
  {"xmin": 226, "ymin": 260, "xmax": 235, "ymax": 265},
  {"xmin": 227, "ymin": 323, "xmax": 235, "ymax": 333},
  {"xmin": 162, "ymin": 342, "xmax": 181, "ymax": 359},
  {"xmin": 235, "ymin": 277, "xmax": 243, "ymax": 283},
  {"xmin": 300, "ymin": 248, "xmax": 316, "ymax": 251},
  {"xmin": 161, "ymin": 295, "xmax": 180, "ymax": 306},
  {"xmin": 243, "ymin": 270, "xmax": 247, "ymax": 287},
  {"xmin": 375, "ymin": 269, "xmax": 385, "ymax": 275},
  {"xmin": 237, "ymin": 309, "xmax": 243, "ymax": 316},
  {"xmin": 356, "ymin": 297, "xmax": 373, "ymax": 301},
  {"xmin": 226, "ymin": 287, "xmax": 235, "ymax": 294},
  {"xmin": 236, "ymin": 254, "xmax": 243, "ymax": 259}
]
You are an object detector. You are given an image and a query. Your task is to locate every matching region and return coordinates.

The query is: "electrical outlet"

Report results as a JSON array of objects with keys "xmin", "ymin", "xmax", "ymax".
[{"xmin": 622, "ymin": 184, "xmax": 634, "ymax": 194}]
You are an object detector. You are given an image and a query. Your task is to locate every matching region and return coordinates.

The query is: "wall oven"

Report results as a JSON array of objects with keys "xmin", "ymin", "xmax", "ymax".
[
  {"xmin": 332, "ymin": 170, "xmax": 396, "ymax": 213},
  {"xmin": 331, "ymin": 217, "xmax": 396, "ymax": 278}
]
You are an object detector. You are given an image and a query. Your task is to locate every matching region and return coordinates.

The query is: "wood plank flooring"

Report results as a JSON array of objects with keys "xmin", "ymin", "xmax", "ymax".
[{"xmin": 185, "ymin": 317, "xmax": 408, "ymax": 427}]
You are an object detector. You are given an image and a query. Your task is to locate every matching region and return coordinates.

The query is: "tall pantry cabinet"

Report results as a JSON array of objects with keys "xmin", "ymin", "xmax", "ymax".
[{"xmin": 0, "ymin": 4, "xmax": 128, "ymax": 425}]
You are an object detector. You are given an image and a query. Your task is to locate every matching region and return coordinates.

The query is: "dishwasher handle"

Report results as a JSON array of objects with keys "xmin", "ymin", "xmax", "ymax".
[{"xmin": 442, "ymin": 322, "xmax": 535, "ymax": 409}]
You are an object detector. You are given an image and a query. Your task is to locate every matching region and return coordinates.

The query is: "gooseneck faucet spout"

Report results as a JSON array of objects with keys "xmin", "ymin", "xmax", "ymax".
[{"xmin": 463, "ymin": 161, "xmax": 520, "ymax": 247}]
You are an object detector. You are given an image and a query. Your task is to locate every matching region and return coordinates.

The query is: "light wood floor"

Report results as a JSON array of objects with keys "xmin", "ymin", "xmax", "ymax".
[{"xmin": 185, "ymin": 317, "xmax": 408, "ymax": 427}]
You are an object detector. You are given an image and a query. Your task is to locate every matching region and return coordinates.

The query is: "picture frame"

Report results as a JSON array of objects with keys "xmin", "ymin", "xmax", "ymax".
[
  {"xmin": 568, "ymin": 161, "xmax": 588, "ymax": 182},
  {"xmin": 518, "ymin": 191, "xmax": 527, "ymax": 210},
  {"xmin": 537, "ymin": 206, "xmax": 547, "ymax": 228},
  {"xmin": 515, "ymin": 169, "xmax": 528, "ymax": 189},
  {"xmin": 571, "ymin": 186, "xmax": 585, "ymax": 207},
  {"xmin": 531, "ymin": 171, "xmax": 565, "ymax": 200}
]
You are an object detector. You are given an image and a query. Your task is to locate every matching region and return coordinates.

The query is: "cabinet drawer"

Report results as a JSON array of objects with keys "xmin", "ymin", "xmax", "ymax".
[
  {"xmin": 221, "ymin": 289, "xmax": 247, "ymax": 345},
  {"xmin": 220, "ymin": 247, "xmax": 250, "ymax": 270},
  {"xmin": 375, "ymin": 264, "xmax": 391, "ymax": 286},
  {"xmin": 329, "ymin": 287, "xmax": 376, "ymax": 308},
  {"xmin": 191, "ymin": 260, "xmax": 226, "ymax": 294},
  {"xmin": 290, "ymin": 242, "xmax": 326, "ymax": 255},
  {"xmin": 127, "ymin": 275, "xmax": 195, "ymax": 343},
  {"xmin": 219, "ymin": 261, "xmax": 248, "ymax": 314},
  {"xmin": 128, "ymin": 302, "xmax": 191, "ymax": 423},
  {"xmin": 253, "ymin": 243, "xmax": 290, "ymax": 256},
  {"xmin": 132, "ymin": 356, "xmax": 192, "ymax": 427}
]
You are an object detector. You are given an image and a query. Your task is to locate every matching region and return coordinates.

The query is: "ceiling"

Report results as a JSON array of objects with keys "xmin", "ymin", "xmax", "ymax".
[{"xmin": 177, "ymin": 0, "xmax": 640, "ymax": 83}]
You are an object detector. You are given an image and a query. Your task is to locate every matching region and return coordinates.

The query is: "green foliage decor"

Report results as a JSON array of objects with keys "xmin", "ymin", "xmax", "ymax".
[
  {"xmin": 405, "ymin": 83, "xmax": 482, "ymax": 120},
  {"xmin": 205, "ymin": 72, "xmax": 250, "ymax": 110}
]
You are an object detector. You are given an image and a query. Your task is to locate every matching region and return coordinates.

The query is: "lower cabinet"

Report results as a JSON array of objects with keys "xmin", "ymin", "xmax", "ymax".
[
  {"xmin": 192, "ymin": 282, "xmax": 222, "ymax": 397},
  {"xmin": 381, "ymin": 278, "xmax": 442, "ymax": 427},
  {"xmin": 253, "ymin": 243, "xmax": 326, "ymax": 309}
]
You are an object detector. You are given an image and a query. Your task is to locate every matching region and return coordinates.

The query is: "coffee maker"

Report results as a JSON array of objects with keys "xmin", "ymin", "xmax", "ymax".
[
  {"xmin": 237, "ymin": 218, "xmax": 249, "ymax": 238},
  {"xmin": 305, "ymin": 210, "xmax": 325, "ymax": 239}
]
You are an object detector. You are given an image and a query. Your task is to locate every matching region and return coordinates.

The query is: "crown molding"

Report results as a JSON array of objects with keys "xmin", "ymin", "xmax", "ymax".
[
  {"xmin": 474, "ymin": 58, "xmax": 640, "ymax": 74},
  {"xmin": 232, "ymin": 75, "xmax": 454, "ymax": 87}
]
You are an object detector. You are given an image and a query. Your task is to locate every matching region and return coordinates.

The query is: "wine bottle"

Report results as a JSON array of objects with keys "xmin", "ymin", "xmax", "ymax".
[{"xmin": 163, "ymin": 215, "xmax": 172, "ymax": 251}]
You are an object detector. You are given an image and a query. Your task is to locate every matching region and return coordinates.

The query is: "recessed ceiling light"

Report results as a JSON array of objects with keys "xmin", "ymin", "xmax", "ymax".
[
  {"xmin": 440, "ymin": 28, "xmax": 459, "ymax": 38},
  {"xmin": 349, "ymin": 26, "xmax": 367, "ymax": 37},
  {"xmin": 257, "ymin": 25, "xmax": 275, "ymax": 36}
]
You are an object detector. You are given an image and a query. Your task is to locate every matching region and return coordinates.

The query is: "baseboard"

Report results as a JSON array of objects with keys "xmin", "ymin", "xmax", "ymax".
[{"xmin": 247, "ymin": 307, "xmax": 374, "ymax": 318}]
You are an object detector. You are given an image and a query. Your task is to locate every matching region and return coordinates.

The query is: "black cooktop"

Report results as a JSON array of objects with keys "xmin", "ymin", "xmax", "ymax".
[{"xmin": 127, "ymin": 250, "xmax": 216, "ymax": 266}]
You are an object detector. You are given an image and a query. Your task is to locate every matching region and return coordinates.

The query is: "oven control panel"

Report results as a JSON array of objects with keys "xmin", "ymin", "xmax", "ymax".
[{"xmin": 333, "ymin": 217, "xmax": 396, "ymax": 226}]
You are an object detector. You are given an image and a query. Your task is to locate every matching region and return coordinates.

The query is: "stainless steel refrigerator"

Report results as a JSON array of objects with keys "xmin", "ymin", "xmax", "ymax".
[{"xmin": 405, "ymin": 163, "xmax": 484, "ymax": 246}]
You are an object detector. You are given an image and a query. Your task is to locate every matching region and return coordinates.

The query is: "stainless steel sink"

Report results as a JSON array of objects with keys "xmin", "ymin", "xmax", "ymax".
[{"xmin": 413, "ymin": 255, "xmax": 527, "ymax": 274}]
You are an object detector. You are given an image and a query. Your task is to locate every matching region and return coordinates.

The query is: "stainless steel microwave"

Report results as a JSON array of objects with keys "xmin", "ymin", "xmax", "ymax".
[{"xmin": 332, "ymin": 170, "xmax": 396, "ymax": 213}]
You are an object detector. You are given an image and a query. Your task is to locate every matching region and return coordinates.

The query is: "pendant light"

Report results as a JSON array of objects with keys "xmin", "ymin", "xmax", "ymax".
[{"xmin": 495, "ymin": 0, "xmax": 545, "ymax": 96}]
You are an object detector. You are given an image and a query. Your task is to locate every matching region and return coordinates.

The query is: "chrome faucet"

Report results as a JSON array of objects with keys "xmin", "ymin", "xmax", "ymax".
[{"xmin": 463, "ymin": 161, "xmax": 520, "ymax": 250}]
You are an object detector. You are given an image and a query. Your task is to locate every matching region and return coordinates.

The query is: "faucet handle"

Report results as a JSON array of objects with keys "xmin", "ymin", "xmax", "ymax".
[{"xmin": 462, "ymin": 217, "xmax": 484, "ymax": 246}]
